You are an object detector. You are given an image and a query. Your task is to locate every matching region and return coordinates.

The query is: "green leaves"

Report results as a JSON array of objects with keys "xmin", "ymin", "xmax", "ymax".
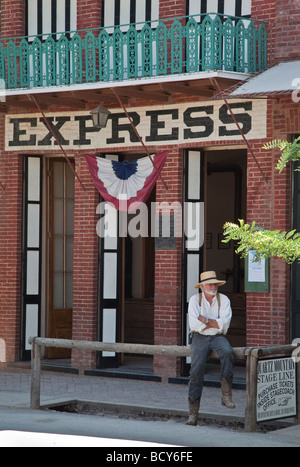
[
  {"xmin": 223, "ymin": 220, "xmax": 300, "ymax": 264},
  {"xmin": 222, "ymin": 137, "xmax": 300, "ymax": 264},
  {"xmin": 262, "ymin": 136, "xmax": 300, "ymax": 173}
]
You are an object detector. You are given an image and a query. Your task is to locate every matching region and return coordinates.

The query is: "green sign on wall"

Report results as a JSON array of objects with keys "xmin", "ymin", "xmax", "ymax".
[{"xmin": 245, "ymin": 250, "xmax": 269, "ymax": 293}]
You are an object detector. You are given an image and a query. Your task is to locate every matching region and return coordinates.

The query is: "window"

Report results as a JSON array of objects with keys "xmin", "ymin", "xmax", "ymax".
[
  {"xmin": 102, "ymin": 0, "xmax": 159, "ymax": 30},
  {"xmin": 187, "ymin": 0, "xmax": 251, "ymax": 19},
  {"xmin": 26, "ymin": 0, "xmax": 77, "ymax": 38}
]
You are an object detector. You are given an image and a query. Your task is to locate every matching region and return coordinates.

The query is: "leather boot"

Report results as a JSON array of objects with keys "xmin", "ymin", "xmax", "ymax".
[
  {"xmin": 186, "ymin": 398, "xmax": 200, "ymax": 426},
  {"xmin": 221, "ymin": 377, "xmax": 236, "ymax": 409}
]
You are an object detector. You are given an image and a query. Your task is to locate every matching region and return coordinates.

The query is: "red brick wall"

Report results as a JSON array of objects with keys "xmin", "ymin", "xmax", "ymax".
[
  {"xmin": 246, "ymin": 97, "xmax": 297, "ymax": 347},
  {"xmin": 0, "ymin": 114, "xmax": 23, "ymax": 362},
  {"xmin": 159, "ymin": 0, "xmax": 186, "ymax": 19},
  {"xmin": 0, "ymin": 0, "xmax": 25, "ymax": 38},
  {"xmin": 274, "ymin": 0, "xmax": 300, "ymax": 61},
  {"xmin": 246, "ymin": 0, "xmax": 299, "ymax": 346},
  {"xmin": 253, "ymin": 0, "xmax": 300, "ymax": 63},
  {"xmin": 251, "ymin": 0, "xmax": 277, "ymax": 66},
  {"xmin": 77, "ymin": 0, "xmax": 102, "ymax": 31},
  {"xmin": 153, "ymin": 148, "xmax": 183, "ymax": 379},
  {"xmin": 242, "ymin": 136, "xmax": 273, "ymax": 347},
  {"xmin": 252, "ymin": 0, "xmax": 276, "ymax": 23},
  {"xmin": 1, "ymin": 0, "xmax": 34, "ymax": 362},
  {"xmin": 72, "ymin": 154, "xmax": 99, "ymax": 369}
]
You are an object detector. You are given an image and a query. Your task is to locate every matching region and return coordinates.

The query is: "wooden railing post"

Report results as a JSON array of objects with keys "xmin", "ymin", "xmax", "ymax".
[
  {"xmin": 30, "ymin": 337, "xmax": 41, "ymax": 409},
  {"xmin": 244, "ymin": 348, "xmax": 260, "ymax": 432}
]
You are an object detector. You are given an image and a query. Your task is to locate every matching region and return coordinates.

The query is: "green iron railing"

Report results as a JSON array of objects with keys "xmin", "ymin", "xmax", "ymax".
[{"xmin": 0, "ymin": 14, "xmax": 268, "ymax": 91}]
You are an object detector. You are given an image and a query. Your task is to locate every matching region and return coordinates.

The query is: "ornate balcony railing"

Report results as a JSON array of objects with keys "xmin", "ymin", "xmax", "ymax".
[{"xmin": 0, "ymin": 14, "xmax": 268, "ymax": 91}]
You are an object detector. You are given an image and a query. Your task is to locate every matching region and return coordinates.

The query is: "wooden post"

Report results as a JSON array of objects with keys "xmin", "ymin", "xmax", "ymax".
[
  {"xmin": 245, "ymin": 349, "xmax": 259, "ymax": 432},
  {"xmin": 27, "ymin": 337, "xmax": 248, "ymax": 412},
  {"xmin": 30, "ymin": 337, "xmax": 41, "ymax": 409},
  {"xmin": 27, "ymin": 337, "xmax": 247, "ymax": 359}
]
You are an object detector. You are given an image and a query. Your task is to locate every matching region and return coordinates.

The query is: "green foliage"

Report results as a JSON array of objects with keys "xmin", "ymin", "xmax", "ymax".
[
  {"xmin": 223, "ymin": 220, "xmax": 300, "ymax": 264},
  {"xmin": 222, "ymin": 137, "xmax": 300, "ymax": 264},
  {"xmin": 262, "ymin": 136, "xmax": 300, "ymax": 172}
]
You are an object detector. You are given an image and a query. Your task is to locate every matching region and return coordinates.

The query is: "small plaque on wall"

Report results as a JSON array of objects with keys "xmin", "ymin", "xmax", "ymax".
[
  {"xmin": 245, "ymin": 250, "xmax": 269, "ymax": 293},
  {"xmin": 155, "ymin": 215, "xmax": 177, "ymax": 250}
]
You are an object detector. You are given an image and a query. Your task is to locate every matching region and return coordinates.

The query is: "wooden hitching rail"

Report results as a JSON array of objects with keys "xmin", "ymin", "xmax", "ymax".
[{"xmin": 28, "ymin": 337, "xmax": 300, "ymax": 432}]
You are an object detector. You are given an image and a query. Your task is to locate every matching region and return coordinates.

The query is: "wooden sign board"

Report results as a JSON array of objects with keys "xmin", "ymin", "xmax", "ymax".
[{"xmin": 257, "ymin": 357, "xmax": 297, "ymax": 422}]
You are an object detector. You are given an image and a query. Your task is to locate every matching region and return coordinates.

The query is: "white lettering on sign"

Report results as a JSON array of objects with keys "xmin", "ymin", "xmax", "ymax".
[
  {"xmin": 257, "ymin": 357, "xmax": 297, "ymax": 422},
  {"xmin": 5, "ymin": 100, "xmax": 267, "ymax": 151}
]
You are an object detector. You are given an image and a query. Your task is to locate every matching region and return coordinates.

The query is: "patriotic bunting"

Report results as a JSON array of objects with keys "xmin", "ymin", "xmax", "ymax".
[{"xmin": 84, "ymin": 151, "xmax": 168, "ymax": 211}]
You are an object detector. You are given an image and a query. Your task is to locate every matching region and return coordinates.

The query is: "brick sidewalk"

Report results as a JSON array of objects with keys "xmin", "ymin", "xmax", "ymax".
[{"xmin": 0, "ymin": 368, "xmax": 246, "ymax": 419}]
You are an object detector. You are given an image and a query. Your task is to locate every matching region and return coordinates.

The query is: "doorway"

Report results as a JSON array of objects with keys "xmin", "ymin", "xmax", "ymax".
[
  {"xmin": 205, "ymin": 149, "xmax": 247, "ymax": 347},
  {"xmin": 122, "ymin": 188, "xmax": 155, "ymax": 371},
  {"xmin": 205, "ymin": 150, "xmax": 246, "ymax": 292},
  {"xmin": 183, "ymin": 148, "xmax": 247, "ymax": 373},
  {"xmin": 22, "ymin": 156, "xmax": 74, "ymax": 361},
  {"xmin": 123, "ymin": 188, "xmax": 155, "ymax": 337},
  {"xmin": 46, "ymin": 158, "xmax": 74, "ymax": 358},
  {"xmin": 97, "ymin": 153, "xmax": 155, "ymax": 371}
]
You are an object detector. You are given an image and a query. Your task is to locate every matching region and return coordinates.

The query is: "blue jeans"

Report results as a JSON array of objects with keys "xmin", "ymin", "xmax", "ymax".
[{"xmin": 188, "ymin": 333, "xmax": 234, "ymax": 403}]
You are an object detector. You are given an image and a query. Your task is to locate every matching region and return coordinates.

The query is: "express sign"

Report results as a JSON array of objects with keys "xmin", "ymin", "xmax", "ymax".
[{"xmin": 5, "ymin": 100, "xmax": 267, "ymax": 151}]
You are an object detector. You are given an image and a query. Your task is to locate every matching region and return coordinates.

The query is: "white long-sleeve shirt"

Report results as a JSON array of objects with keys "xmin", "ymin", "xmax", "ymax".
[{"xmin": 188, "ymin": 292, "xmax": 232, "ymax": 336}]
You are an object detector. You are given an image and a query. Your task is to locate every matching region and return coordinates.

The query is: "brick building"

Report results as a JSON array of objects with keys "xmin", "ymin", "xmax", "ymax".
[{"xmin": 0, "ymin": 0, "xmax": 299, "ymax": 380}]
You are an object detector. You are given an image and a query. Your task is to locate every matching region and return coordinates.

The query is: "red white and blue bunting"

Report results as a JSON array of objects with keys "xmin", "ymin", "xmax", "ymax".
[{"xmin": 84, "ymin": 151, "xmax": 168, "ymax": 211}]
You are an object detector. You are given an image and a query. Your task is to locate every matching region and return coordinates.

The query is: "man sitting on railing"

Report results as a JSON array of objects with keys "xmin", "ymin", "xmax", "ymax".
[{"xmin": 186, "ymin": 271, "xmax": 235, "ymax": 426}]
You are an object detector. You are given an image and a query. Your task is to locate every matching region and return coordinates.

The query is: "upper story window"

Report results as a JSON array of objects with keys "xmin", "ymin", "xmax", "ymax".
[
  {"xmin": 25, "ymin": 0, "xmax": 251, "ymax": 38},
  {"xmin": 25, "ymin": 0, "xmax": 77, "ymax": 38},
  {"xmin": 102, "ymin": 0, "xmax": 159, "ymax": 31},
  {"xmin": 187, "ymin": 0, "xmax": 251, "ymax": 19}
]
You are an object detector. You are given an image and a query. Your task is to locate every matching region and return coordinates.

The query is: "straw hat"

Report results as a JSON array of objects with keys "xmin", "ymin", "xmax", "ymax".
[{"xmin": 194, "ymin": 271, "xmax": 226, "ymax": 288}]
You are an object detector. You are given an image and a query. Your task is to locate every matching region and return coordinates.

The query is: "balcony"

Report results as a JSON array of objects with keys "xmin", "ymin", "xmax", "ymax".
[{"xmin": 0, "ymin": 14, "xmax": 267, "ymax": 93}]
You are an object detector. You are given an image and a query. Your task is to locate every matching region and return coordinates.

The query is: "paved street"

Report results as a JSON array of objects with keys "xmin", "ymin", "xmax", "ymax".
[
  {"xmin": 0, "ymin": 368, "xmax": 299, "ymax": 447},
  {"xmin": 0, "ymin": 404, "xmax": 299, "ymax": 448}
]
